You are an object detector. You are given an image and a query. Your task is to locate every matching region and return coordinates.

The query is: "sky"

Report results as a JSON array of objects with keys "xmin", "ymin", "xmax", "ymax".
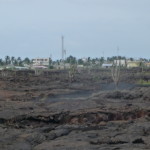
[{"xmin": 0, "ymin": 0, "xmax": 150, "ymax": 60}]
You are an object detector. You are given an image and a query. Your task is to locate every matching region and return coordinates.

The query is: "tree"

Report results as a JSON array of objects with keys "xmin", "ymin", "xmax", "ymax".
[
  {"xmin": 139, "ymin": 61, "xmax": 145, "ymax": 72},
  {"xmin": 0, "ymin": 59, "xmax": 4, "ymax": 66},
  {"xmin": 23, "ymin": 57, "xmax": 31, "ymax": 65},
  {"xmin": 111, "ymin": 62, "xmax": 121, "ymax": 90},
  {"xmin": 66, "ymin": 55, "xmax": 77, "ymax": 64},
  {"xmin": 91, "ymin": 58, "xmax": 96, "ymax": 64},
  {"xmin": 5, "ymin": 56, "xmax": 11, "ymax": 65},
  {"xmin": 130, "ymin": 57, "xmax": 134, "ymax": 61},
  {"xmin": 11, "ymin": 56, "xmax": 15, "ymax": 65},
  {"xmin": 14, "ymin": 59, "xmax": 18, "ymax": 66},
  {"xmin": 17, "ymin": 57, "xmax": 22, "ymax": 66},
  {"xmin": 99, "ymin": 57, "xmax": 105, "ymax": 66},
  {"xmin": 69, "ymin": 64, "xmax": 77, "ymax": 82},
  {"xmin": 87, "ymin": 57, "xmax": 91, "ymax": 63},
  {"xmin": 78, "ymin": 59, "xmax": 84, "ymax": 65}
]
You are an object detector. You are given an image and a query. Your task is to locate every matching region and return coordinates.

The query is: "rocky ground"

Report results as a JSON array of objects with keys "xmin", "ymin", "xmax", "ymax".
[{"xmin": 0, "ymin": 69, "xmax": 150, "ymax": 150}]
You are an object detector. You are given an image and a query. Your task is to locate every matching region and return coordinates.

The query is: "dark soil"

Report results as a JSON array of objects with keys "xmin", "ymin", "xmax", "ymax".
[{"xmin": 0, "ymin": 68, "xmax": 150, "ymax": 150}]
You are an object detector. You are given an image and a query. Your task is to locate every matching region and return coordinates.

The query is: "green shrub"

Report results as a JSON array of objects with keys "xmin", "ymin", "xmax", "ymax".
[{"xmin": 138, "ymin": 79, "xmax": 150, "ymax": 85}]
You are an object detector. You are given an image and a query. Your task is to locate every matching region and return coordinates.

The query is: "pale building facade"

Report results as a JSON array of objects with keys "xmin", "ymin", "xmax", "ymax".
[
  {"xmin": 114, "ymin": 59, "xmax": 127, "ymax": 67},
  {"xmin": 127, "ymin": 61, "xmax": 140, "ymax": 68},
  {"xmin": 32, "ymin": 58, "xmax": 50, "ymax": 66}
]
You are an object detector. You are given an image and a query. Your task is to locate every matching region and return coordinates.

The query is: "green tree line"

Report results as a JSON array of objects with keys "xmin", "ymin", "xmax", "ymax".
[{"xmin": 0, "ymin": 56, "xmax": 31, "ymax": 66}]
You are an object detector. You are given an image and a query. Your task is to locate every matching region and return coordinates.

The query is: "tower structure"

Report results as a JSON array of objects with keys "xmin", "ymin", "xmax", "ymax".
[{"xmin": 62, "ymin": 36, "xmax": 64, "ymax": 61}]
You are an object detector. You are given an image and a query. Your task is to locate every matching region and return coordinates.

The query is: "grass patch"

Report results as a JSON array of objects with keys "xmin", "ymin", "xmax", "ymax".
[{"xmin": 137, "ymin": 79, "xmax": 150, "ymax": 86}]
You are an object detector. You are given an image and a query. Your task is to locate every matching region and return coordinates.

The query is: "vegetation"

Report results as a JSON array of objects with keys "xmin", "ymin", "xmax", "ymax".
[
  {"xmin": 111, "ymin": 62, "xmax": 121, "ymax": 90},
  {"xmin": 0, "ymin": 55, "xmax": 149, "ymax": 70},
  {"xmin": 138, "ymin": 79, "xmax": 150, "ymax": 86},
  {"xmin": 68, "ymin": 64, "xmax": 77, "ymax": 82},
  {"xmin": 0, "ymin": 56, "xmax": 32, "ymax": 66}
]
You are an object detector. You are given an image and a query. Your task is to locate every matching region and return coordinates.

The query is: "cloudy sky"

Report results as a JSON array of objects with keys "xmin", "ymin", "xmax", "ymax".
[{"xmin": 0, "ymin": 0, "xmax": 150, "ymax": 59}]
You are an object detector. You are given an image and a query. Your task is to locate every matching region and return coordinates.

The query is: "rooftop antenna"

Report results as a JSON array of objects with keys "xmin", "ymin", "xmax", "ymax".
[{"xmin": 64, "ymin": 49, "xmax": 66, "ymax": 60}]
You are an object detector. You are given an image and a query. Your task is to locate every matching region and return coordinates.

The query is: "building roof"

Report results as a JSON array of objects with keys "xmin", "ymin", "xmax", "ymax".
[
  {"xmin": 102, "ymin": 64, "xmax": 113, "ymax": 67},
  {"xmin": 32, "ymin": 65, "xmax": 48, "ymax": 69}
]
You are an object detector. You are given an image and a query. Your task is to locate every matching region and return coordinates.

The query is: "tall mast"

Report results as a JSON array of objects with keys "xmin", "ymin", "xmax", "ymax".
[{"xmin": 62, "ymin": 36, "xmax": 64, "ymax": 60}]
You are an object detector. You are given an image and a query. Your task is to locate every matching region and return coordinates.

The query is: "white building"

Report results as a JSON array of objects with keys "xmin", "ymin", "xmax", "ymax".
[
  {"xmin": 32, "ymin": 65, "xmax": 48, "ymax": 69},
  {"xmin": 32, "ymin": 58, "xmax": 50, "ymax": 66},
  {"xmin": 114, "ymin": 59, "xmax": 126, "ymax": 67},
  {"xmin": 15, "ymin": 66, "xmax": 29, "ymax": 70},
  {"xmin": 82, "ymin": 58, "xmax": 88, "ymax": 63},
  {"xmin": 102, "ymin": 63, "xmax": 113, "ymax": 68}
]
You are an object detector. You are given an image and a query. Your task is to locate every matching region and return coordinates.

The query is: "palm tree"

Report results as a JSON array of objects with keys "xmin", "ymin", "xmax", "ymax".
[
  {"xmin": 99, "ymin": 57, "xmax": 105, "ymax": 66},
  {"xmin": 17, "ymin": 57, "xmax": 22, "ymax": 66},
  {"xmin": 23, "ymin": 57, "xmax": 30, "ymax": 65},
  {"xmin": 11, "ymin": 56, "xmax": 15, "ymax": 65},
  {"xmin": 5, "ymin": 56, "xmax": 10, "ymax": 65},
  {"xmin": 78, "ymin": 59, "xmax": 84, "ymax": 65},
  {"xmin": 0, "ymin": 59, "xmax": 4, "ymax": 66},
  {"xmin": 14, "ymin": 59, "xmax": 18, "ymax": 66},
  {"xmin": 66, "ymin": 56, "xmax": 76, "ymax": 64}
]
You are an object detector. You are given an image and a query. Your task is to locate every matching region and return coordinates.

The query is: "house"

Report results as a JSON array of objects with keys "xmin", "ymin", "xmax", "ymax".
[
  {"xmin": 114, "ymin": 59, "xmax": 126, "ymax": 67},
  {"xmin": 77, "ymin": 65, "xmax": 84, "ymax": 68},
  {"xmin": 53, "ymin": 63, "xmax": 72, "ymax": 70},
  {"xmin": 145, "ymin": 62, "xmax": 150, "ymax": 67},
  {"xmin": 82, "ymin": 58, "xmax": 88, "ymax": 63},
  {"xmin": 15, "ymin": 66, "xmax": 29, "ymax": 70},
  {"xmin": 31, "ymin": 65, "xmax": 48, "ymax": 69},
  {"xmin": 102, "ymin": 63, "xmax": 113, "ymax": 68},
  {"xmin": 127, "ymin": 61, "xmax": 140, "ymax": 68},
  {"xmin": 64, "ymin": 63, "xmax": 71, "ymax": 69},
  {"xmin": 6, "ymin": 64, "xmax": 15, "ymax": 70},
  {"xmin": 53, "ymin": 63, "xmax": 65, "ymax": 70},
  {"xmin": 32, "ymin": 58, "xmax": 50, "ymax": 66}
]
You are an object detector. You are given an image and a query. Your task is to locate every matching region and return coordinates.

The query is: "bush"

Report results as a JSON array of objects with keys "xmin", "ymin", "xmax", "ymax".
[{"xmin": 137, "ymin": 79, "xmax": 150, "ymax": 85}]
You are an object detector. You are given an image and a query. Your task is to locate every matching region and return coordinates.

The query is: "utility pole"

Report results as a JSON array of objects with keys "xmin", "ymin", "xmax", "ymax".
[
  {"xmin": 49, "ymin": 54, "xmax": 52, "ymax": 68},
  {"xmin": 62, "ymin": 36, "xmax": 64, "ymax": 61},
  {"xmin": 61, "ymin": 36, "xmax": 65, "ymax": 68}
]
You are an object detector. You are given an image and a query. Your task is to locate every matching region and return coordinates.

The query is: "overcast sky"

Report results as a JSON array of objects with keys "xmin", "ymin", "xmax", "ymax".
[{"xmin": 0, "ymin": 0, "xmax": 150, "ymax": 60}]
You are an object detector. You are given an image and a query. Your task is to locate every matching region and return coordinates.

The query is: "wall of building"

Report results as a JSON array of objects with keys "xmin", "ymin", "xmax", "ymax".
[{"xmin": 32, "ymin": 58, "xmax": 50, "ymax": 66}]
